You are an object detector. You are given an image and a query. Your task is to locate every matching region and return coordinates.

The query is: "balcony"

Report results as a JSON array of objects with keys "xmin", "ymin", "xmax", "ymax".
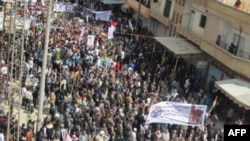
[
  {"xmin": 124, "ymin": 0, "xmax": 150, "ymax": 18},
  {"xmin": 201, "ymin": 40, "xmax": 250, "ymax": 77},
  {"xmin": 176, "ymin": 25, "xmax": 203, "ymax": 46},
  {"xmin": 219, "ymin": 0, "xmax": 250, "ymax": 13},
  {"xmin": 216, "ymin": 40, "xmax": 250, "ymax": 59},
  {"xmin": 150, "ymin": 10, "xmax": 171, "ymax": 27},
  {"xmin": 208, "ymin": 1, "xmax": 250, "ymax": 30}
]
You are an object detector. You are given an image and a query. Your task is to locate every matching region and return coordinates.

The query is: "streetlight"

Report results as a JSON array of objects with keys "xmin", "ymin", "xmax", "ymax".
[{"xmin": 36, "ymin": 0, "xmax": 53, "ymax": 132}]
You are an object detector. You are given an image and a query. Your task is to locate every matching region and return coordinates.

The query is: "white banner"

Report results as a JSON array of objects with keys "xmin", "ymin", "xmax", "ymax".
[
  {"xmin": 30, "ymin": 0, "xmax": 37, "ymax": 5},
  {"xmin": 102, "ymin": 0, "xmax": 124, "ymax": 4},
  {"xmin": 108, "ymin": 27, "xmax": 115, "ymax": 39},
  {"xmin": 54, "ymin": 3, "xmax": 74, "ymax": 12},
  {"xmin": 146, "ymin": 101, "xmax": 207, "ymax": 127},
  {"xmin": 196, "ymin": 61, "xmax": 208, "ymax": 68},
  {"xmin": 65, "ymin": 4, "xmax": 74, "ymax": 12},
  {"xmin": 78, "ymin": 26, "xmax": 85, "ymax": 42},
  {"xmin": 87, "ymin": 35, "xmax": 95, "ymax": 47},
  {"xmin": 95, "ymin": 10, "xmax": 112, "ymax": 21},
  {"xmin": 54, "ymin": 3, "xmax": 66, "ymax": 12}
]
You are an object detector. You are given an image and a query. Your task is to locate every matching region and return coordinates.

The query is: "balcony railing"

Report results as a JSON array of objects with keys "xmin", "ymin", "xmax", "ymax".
[
  {"xmin": 201, "ymin": 40, "xmax": 250, "ymax": 77},
  {"xmin": 216, "ymin": 40, "xmax": 250, "ymax": 60},
  {"xmin": 208, "ymin": 1, "xmax": 250, "ymax": 41}
]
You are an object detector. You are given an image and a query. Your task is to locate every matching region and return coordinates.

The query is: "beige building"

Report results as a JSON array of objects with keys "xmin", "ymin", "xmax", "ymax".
[{"xmin": 124, "ymin": 0, "xmax": 250, "ymax": 110}]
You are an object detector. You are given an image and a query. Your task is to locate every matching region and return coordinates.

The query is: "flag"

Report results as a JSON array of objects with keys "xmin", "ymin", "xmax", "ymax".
[
  {"xmin": 101, "ymin": 30, "xmax": 108, "ymax": 37},
  {"xmin": 74, "ymin": 71, "xmax": 80, "ymax": 78},
  {"xmin": 85, "ymin": 10, "xmax": 90, "ymax": 23},
  {"xmin": 56, "ymin": 49, "xmax": 62, "ymax": 60},
  {"xmin": 209, "ymin": 96, "xmax": 217, "ymax": 113},
  {"xmin": 108, "ymin": 27, "xmax": 115, "ymax": 39},
  {"xmin": 61, "ymin": 129, "xmax": 72, "ymax": 141},
  {"xmin": 128, "ymin": 20, "xmax": 133, "ymax": 32},
  {"xmin": 110, "ymin": 20, "xmax": 117, "ymax": 29}
]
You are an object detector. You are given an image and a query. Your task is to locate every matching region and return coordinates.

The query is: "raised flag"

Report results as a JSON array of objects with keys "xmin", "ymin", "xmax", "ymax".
[
  {"xmin": 110, "ymin": 20, "xmax": 117, "ymax": 29},
  {"xmin": 128, "ymin": 20, "xmax": 133, "ymax": 32},
  {"xmin": 61, "ymin": 129, "xmax": 72, "ymax": 141},
  {"xmin": 101, "ymin": 30, "xmax": 108, "ymax": 38},
  {"xmin": 108, "ymin": 27, "xmax": 115, "ymax": 39},
  {"xmin": 209, "ymin": 96, "xmax": 217, "ymax": 114},
  {"xmin": 74, "ymin": 71, "xmax": 80, "ymax": 78}
]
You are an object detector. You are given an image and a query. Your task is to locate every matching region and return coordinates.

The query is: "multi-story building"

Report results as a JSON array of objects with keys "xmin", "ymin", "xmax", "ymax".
[{"xmin": 125, "ymin": 0, "xmax": 250, "ymax": 110}]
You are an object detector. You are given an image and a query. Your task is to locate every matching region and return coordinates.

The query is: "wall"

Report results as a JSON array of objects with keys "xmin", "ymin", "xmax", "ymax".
[
  {"xmin": 217, "ymin": 20, "xmax": 232, "ymax": 45},
  {"xmin": 150, "ymin": 0, "xmax": 167, "ymax": 16},
  {"xmin": 206, "ymin": 65, "xmax": 222, "ymax": 87},
  {"xmin": 139, "ymin": 14, "xmax": 150, "ymax": 28},
  {"xmin": 203, "ymin": 14, "xmax": 220, "ymax": 43},
  {"xmin": 226, "ymin": 28, "xmax": 250, "ymax": 58},
  {"xmin": 149, "ymin": 18, "xmax": 157, "ymax": 34},
  {"xmin": 156, "ymin": 22, "xmax": 167, "ymax": 37},
  {"xmin": 182, "ymin": 0, "xmax": 192, "ymax": 28},
  {"xmin": 189, "ymin": 3, "xmax": 207, "ymax": 36}
]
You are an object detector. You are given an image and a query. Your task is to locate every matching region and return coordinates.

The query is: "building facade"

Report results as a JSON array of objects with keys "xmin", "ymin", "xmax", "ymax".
[{"xmin": 124, "ymin": 0, "xmax": 250, "ymax": 109}]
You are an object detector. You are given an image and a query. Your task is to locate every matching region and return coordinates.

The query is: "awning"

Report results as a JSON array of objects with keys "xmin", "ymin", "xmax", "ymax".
[
  {"xmin": 154, "ymin": 37, "xmax": 203, "ymax": 58},
  {"xmin": 215, "ymin": 79, "xmax": 250, "ymax": 110}
]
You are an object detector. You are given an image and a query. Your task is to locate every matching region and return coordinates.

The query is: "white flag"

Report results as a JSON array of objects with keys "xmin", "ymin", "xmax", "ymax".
[
  {"xmin": 129, "ymin": 20, "xmax": 133, "ymax": 32},
  {"xmin": 61, "ymin": 129, "xmax": 72, "ymax": 141},
  {"xmin": 108, "ymin": 27, "xmax": 115, "ymax": 39}
]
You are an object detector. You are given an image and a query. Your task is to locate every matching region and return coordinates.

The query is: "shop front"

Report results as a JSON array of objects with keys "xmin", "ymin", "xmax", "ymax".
[
  {"xmin": 154, "ymin": 37, "xmax": 205, "ymax": 72},
  {"xmin": 215, "ymin": 79, "xmax": 250, "ymax": 124}
]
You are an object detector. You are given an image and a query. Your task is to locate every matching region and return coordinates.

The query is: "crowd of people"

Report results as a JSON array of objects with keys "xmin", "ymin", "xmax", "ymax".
[{"xmin": 0, "ymin": 1, "xmax": 230, "ymax": 141}]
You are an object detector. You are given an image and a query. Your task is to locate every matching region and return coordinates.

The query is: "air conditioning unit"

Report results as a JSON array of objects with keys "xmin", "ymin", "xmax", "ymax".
[{"xmin": 121, "ymin": 5, "xmax": 129, "ymax": 13}]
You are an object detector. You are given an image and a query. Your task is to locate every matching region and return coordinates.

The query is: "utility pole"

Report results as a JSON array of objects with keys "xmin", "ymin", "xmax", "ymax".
[
  {"xmin": 36, "ymin": 0, "xmax": 53, "ymax": 132},
  {"xmin": 136, "ymin": 0, "xmax": 142, "ymax": 33}
]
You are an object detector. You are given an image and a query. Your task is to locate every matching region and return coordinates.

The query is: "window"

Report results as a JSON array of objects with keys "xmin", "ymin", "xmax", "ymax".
[
  {"xmin": 187, "ymin": 10, "xmax": 195, "ymax": 30},
  {"xmin": 199, "ymin": 14, "xmax": 207, "ymax": 28},
  {"xmin": 164, "ymin": 0, "xmax": 172, "ymax": 18},
  {"xmin": 179, "ymin": 15, "xmax": 182, "ymax": 24},
  {"xmin": 175, "ymin": 13, "xmax": 179, "ymax": 23}
]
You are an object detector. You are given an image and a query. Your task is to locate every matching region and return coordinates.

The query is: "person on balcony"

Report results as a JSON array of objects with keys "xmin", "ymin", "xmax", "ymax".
[
  {"xmin": 228, "ymin": 43, "xmax": 235, "ymax": 54},
  {"xmin": 233, "ymin": 45, "xmax": 239, "ymax": 55},
  {"xmin": 234, "ymin": 0, "xmax": 243, "ymax": 10},
  {"xmin": 216, "ymin": 35, "xmax": 221, "ymax": 46}
]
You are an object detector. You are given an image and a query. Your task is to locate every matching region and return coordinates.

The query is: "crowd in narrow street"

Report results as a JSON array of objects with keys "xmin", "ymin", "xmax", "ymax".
[{"xmin": 0, "ymin": 1, "xmax": 230, "ymax": 141}]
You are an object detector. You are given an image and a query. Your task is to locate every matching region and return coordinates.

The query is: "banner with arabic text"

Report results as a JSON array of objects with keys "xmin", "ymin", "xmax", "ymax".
[{"xmin": 146, "ymin": 101, "xmax": 207, "ymax": 127}]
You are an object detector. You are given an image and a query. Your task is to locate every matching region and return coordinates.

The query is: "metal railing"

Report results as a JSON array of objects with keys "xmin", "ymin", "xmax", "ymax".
[{"xmin": 217, "ymin": 40, "xmax": 250, "ymax": 59}]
